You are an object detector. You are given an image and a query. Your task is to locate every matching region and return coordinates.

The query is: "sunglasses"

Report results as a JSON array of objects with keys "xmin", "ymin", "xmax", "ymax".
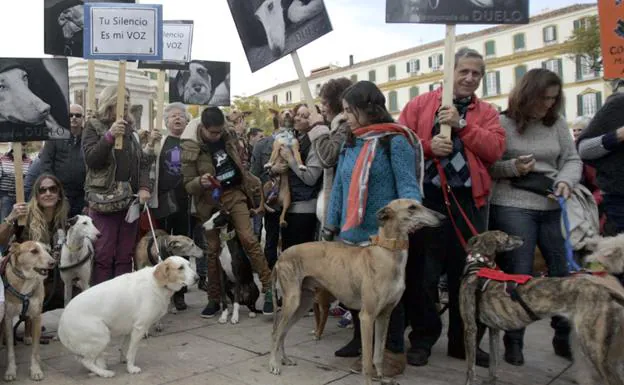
[
  {"xmin": 69, "ymin": 113, "xmax": 83, "ymax": 118},
  {"xmin": 39, "ymin": 185, "xmax": 59, "ymax": 194}
]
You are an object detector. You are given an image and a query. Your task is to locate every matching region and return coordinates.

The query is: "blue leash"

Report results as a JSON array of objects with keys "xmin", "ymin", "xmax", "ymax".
[{"xmin": 557, "ymin": 196, "xmax": 581, "ymax": 272}]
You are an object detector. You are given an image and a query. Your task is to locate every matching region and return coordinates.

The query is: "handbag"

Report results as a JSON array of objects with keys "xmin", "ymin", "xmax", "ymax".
[
  {"xmin": 87, "ymin": 181, "xmax": 134, "ymax": 214},
  {"xmin": 510, "ymin": 172, "xmax": 555, "ymax": 196}
]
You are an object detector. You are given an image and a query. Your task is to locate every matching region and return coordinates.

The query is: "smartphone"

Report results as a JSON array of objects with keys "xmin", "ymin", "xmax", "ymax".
[{"xmin": 518, "ymin": 154, "xmax": 534, "ymax": 163}]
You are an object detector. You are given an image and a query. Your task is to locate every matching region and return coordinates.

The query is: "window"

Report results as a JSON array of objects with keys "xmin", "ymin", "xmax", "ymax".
[
  {"xmin": 350, "ymin": 74, "xmax": 358, "ymax": 83},
  {"xmin": 272, "ymin": 95, "xmax": 278, "ymax": 104},
  {"xmin": 428, "ymin": 54, "xmax": 443, "ymax": 71},
  {"xmin": 483, "ymin": 71, "xmax": 500, "ymax": 97},
  {"xmin": 543, "ymin": 58, "xmax": 563, "ymax": 79},
  {"xmin": 388, "ymin": 91, "xmax": 398, "ymax": 112},
  {"xmin": 514, "ymin": 65, "xmax": 527, "ymax": 84},
  {"xmin": 406, "ymin": 59, "xmax": 420, "ymax": 74},
  {"xmin": 543, "ymin": 25, "xmax": 557, "ymax": 44},
  {"xmin": 285, "ymin": 91, "xmax": 292, "ymax": 103},
  {"xmin": 576, "ymin": 56, "xmax": 597, "ymax": 80},
  {"xmin": 368, "ymin": 70, "xmax": 376, "ymax": 83},
  {"xmin": 315, "ymin": 84, "xmax": 321, "ymax": 97},
  {"xmin": 388, "ymin": 65, "xmax": 396, "ymax": 81},
  {"xmin": 429, "ymin": 82, "xmax": 442, "ymax": 91},
  {"xmin": 409, "ymin": 86, "xmax": 419, "ymax": 99},
  {"xmin": 573, "ymin": 17, "xmax": 593, "ymax": 31},
  {"xmin": 484, "ymin": 40, "xmax": 496, "ymax": 58},
  {"xmin": 578, "ymin": 92, "xmax": 602, "ymax": 117},
  {"xmin": 513, "ymin": 33, "xmax": 525, "ymax": 51}
]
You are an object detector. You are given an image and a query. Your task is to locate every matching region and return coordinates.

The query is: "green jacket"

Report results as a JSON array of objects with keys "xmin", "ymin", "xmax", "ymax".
[{"xmin": 180, "ymin": 118, "xmax": 261, "ymax": 221}]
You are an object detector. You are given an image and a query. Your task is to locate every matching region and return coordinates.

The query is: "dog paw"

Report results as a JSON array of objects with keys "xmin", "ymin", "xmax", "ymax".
[
  {"xmin": 169, "ymin": 307, "xmax": 178, "ymax": 314},
  {"xmin": 127, "ymin": 365, "xmax": 142, "ymax": 374},
  {"xmin": 268, "ymin": 359, "xmax": 281, "ymax": 375},
  {"xmin": 298, "ymin": 165, "xmax": 307, "ymax": 171},
  {"xmin": 230, "ymin": 315, "xmax": 239, "ymax": 324},
  {"xmin": 264, "ymin": 162, "xmax": 273, "ymax": 169},
  {"xmin": 30, "ymin": 366, "xmax": 44, "ymax": 381},
  {"xmin": 97, "ymin": 369, "xmax": 115, "ymax": 378},
  {"xmin": 24, "ymin": 336, "xmax": 33, "ymax": 345},
  {"xmin": 4, "ymin": 367, "xmax": 17, "ymax": 381},
  {"xmin": 249, "ymin": 312, "xmax": 257, "ymax": 318},
  {"xmin": 218, "ymin": 315, "xmax": 228, "ymax": 324},
  {"xmin": 282, "ymin": 357, "xmax": 297, "ymax": 366},
  {"xmin": 154, "ymin": 324, "xmax": 163, "ymax": 333}
]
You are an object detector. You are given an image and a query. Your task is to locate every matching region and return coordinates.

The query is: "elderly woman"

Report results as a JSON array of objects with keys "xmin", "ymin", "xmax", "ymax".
[
  {"xmin": 489, "ymin": 68, "xmax": 582, "ymax": 366},
  {"xmin": 146, "ymin": 102, "xmax": 192, "ymax": 310},
  {"xmin": 0, "ymin": 174, "xmax": 70, "ymax": 319},
  {"xmin": 82, "ymin": 85, "xmax": 151, "ymax": 285}
]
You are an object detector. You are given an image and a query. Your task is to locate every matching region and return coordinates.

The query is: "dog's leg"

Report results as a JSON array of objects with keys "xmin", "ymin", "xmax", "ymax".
[
  {"xmin": 313, "ymin": 289, "xmax": 331, "ymax": 340},
  {"xmin": 4, "ymin": 316, "xmax": 17, "ymax": 381},
  {"xmin": 231, "ymin": 303, "xmax": 240, "ymax": 324},
  {"xmin": 24, "ymin": 318, "xmax": 33, "ymax": 345},
  {"xmin": 279, "ymin": 176, "xmax": 291, "ymax": 228},
  {"xmin": 64, "ymin": 280, "xmax": 73, "ymax": 308},
  {"xmin": 119, "ymin": 335, "xmax": 130, "ymax": 363},
  {"xmin": 359, "ymin": 311, "xmax": 375, "ymax": 385},
  {"xmin": 265, "ymin": 141, "xmax": 281, "ymax": 168},
  {"xmin": 29, "ymin": 315, "xmax": 44, "ymax": 380},
  {"xmin": 281, "ymin": 290, "xmax": 314, "ymax": 367},
  {"xmin": 218, "ymin": 307, "xmax": 229, "ymax": 324},
  {"xmin": 486, "ymin": 328, "xmax": 500, "ymax": 385},
  {"xmin": 373, "ymin": 307, "xmax": 394, "ymax": 382},
  {"xmin": 290, "ymin": 141, "xmax": 307, "ymax": 171},
  {"xmin": 125, "ymin": 327, "xmax": 146, "ymax": 374},
  {"xmin": 459, "ymin": 284, "xmax": 478, "ymax": 385}
]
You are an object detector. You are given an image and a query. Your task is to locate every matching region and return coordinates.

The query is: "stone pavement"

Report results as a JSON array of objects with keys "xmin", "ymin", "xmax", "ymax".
[{"xmin": 4, "ymin": 288, "xmax": 578, "ymax": 385}]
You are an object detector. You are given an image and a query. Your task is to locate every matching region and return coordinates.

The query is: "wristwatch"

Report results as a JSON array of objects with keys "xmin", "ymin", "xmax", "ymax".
[{"xmin": 458, "ymin": 118, "xmax": 467, "ymax": 129}]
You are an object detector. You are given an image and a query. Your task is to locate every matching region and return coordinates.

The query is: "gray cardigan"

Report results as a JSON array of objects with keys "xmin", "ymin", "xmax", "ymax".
[{"xmin": 489, "ymin": 115, "xmax": 582, "ymax": 211}]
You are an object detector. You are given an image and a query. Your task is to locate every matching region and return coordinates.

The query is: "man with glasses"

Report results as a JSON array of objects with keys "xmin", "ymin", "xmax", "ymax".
[{"xmin": 40, "ymin": 103, "xmax": 87, "ymax": 216}]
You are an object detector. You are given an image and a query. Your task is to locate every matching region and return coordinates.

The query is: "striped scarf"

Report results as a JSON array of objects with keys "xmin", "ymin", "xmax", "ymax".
[{"xmin": 343, "ymin": 123, "xmax": 424, "ymax": 232}]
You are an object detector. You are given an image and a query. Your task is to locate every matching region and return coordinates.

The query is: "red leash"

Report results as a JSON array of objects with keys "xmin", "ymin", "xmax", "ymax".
[{"xmin": 434, "ymin": 159, "xmax": 479, "ymax": 250}]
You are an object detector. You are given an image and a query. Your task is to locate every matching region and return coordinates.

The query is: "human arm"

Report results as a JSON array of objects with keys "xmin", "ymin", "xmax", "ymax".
[
  {"xmin": 578, "ymin": 127, "xmax": 624, "ymax": 160},
  {"xmin": 281, "ymin": 145, "xmax": 322, "ymax": 186},
  {"xmin": 390, "ymin": 136, "xmax": 422, "ymax": 202},
  {"xmin": 325, "ymin": 154, "xmax": 344, "ymax": 231},
  {"xmin": 180, "ymin": 140, "xmax": 203, "ymax": 197},
  {"xmin": 398, "ymin": 99, "xmax": 435, "ymax": 159},
  {"xmin": 82, "ymin": 119, "xmax": 119, "ymax": 170},
  {"xmin": 553, "ymin": 121, "xmax": 583, "ymax": 198},
  {"xmin": 309, "ymin": 121, "xmax": 348, "ymax": 168},
  {"xmin": 0, "ymin": 203, "xmax": 26, "ymax": 246}
]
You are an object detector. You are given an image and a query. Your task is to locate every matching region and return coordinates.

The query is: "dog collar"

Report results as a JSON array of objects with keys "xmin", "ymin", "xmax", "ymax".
[
  {"xmin": 370, "ymin": 235, "xmax": 408, "ymax": 251},
  {"xmin": 64, "ymin": 242, "xmax": 82, "ymax": 254}
]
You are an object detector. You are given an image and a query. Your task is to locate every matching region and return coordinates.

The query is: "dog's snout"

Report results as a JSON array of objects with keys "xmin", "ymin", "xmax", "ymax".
[{"xmin": 271, "ymin": 46, "xmax": 282, "ymax": 57}]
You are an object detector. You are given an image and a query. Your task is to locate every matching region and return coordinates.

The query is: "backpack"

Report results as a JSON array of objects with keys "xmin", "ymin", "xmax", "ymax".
[{"xmin": 561, "ymin": 184, "xmax": 600, "ymax": 251}]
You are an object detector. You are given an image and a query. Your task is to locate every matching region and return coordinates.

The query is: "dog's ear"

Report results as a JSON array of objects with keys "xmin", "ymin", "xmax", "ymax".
[
  {"xmin": 67, "ymin": 215, "xmax": 78, "ymax": 228},
  {"xmin": 153, "ymin": 259, "xmax": 171, "ymax": 285},
  {"xmin": 376, "ymin": 206, "xmax": 394, "ymax": 225},
  {"xmin": 8, "ymin": 242, "xmax": 21, "ymax": 258},
  {"xmin": 466, "ymin": 234, "xmax": 497, "ymax": 256},
  {"xmin": 169, "ymin": 240, "xmax": 181, "ymax": 249}
]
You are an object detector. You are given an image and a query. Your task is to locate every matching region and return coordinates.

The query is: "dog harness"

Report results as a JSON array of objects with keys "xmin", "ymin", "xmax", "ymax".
[
  {"xmin": 0, "ymin": 256, "xmax": 35, "ymax": 321},
  {"xmin": 476, "ymin": 267, "xmax": 541, "ymax": 322},
  {"xmin": 58, "ymin": 245, "xmax": 93, "ymax": 272}
]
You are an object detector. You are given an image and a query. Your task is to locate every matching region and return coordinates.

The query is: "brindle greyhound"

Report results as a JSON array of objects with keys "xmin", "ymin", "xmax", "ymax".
[
  {"xmin": 460, "ymin": 230, "xmax": 624, "ymax": 385},
  {"xmin": 269, "ymin": 199, "xmax": 445, "ymax": 385}
]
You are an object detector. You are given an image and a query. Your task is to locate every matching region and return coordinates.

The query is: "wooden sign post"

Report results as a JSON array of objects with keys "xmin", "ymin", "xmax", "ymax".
[
  {"xmin": 87, "ymin": 60, "xmax": 96, "ymax": 118},
  {"xmin": 291, "ymin": 51, "xmax": 321, "ymax": 121},
  {"xmin": 155, "ymin": 69, "xmax": 166, "ymax": 131},
  {"xmin": 13, "ymin": 143, "xmax": 26, "ymax": 226},
  {"xmin": 115, "ymin": 61, "xmax": 127, "ymax": 149}
]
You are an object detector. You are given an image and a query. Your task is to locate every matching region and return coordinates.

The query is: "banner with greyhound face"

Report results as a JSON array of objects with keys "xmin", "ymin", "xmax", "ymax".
[
  {"xmin": 44, "ymin": 0, "xmax": 135, "ymax": 57},
  {"xmin": 0, "ymin": 58, "xmax": 70, "ymax": 142},
  {"xmin": 168, "ymin": 61, "xmax": 231, "ymax": 106},
  {"xmin": 227, "ymin": 0, "xmax": 333, "ymax": 72},
  {"xmin": 386, "ymin": 0, "xmax": 529, "ymax": 24}
]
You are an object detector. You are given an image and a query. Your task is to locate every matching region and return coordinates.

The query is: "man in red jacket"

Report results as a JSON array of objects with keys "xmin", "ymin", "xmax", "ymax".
[{"xmin": 399, "ymin": 48, "xmax": 505, "ymax": 367}]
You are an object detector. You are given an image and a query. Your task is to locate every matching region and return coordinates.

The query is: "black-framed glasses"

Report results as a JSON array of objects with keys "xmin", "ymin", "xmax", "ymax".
[
  {"xmin": 69, "ymin": 113, "xmax": 83, "ymax": 118},
  {"xmin": 39, "ymin": 185, "xmax": 59, "ymax": 194}
]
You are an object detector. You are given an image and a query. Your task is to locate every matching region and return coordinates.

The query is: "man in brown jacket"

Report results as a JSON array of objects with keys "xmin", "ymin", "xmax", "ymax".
[{"xmin": 181, "ymin": 107, "xmax": 273, "ymax": 317}]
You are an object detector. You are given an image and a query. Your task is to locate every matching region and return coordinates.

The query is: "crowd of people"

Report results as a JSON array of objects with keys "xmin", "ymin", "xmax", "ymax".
[{"xmin": 0, "ymin": 46, "xmax": 622, "ymax": 381}]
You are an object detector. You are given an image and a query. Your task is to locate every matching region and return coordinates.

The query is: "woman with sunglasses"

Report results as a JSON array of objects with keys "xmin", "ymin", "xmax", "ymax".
[{"xmin": 0, "ymin": 174, "xmax": 71, "ymax": 337}]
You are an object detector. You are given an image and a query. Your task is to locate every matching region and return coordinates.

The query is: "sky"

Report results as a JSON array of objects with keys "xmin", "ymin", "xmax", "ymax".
[{"xmin": 0, "ymin": 0, "xmax": 596, "ymax": 98}]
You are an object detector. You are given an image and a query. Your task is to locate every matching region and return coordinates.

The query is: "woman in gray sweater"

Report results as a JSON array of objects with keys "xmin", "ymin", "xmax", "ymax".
[{"xmin": 489, "ymin": 69, "xmax": 582, "ymax": 366}]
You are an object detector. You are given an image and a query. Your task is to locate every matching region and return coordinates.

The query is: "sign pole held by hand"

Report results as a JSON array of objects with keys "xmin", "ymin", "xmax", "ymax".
[
  {"xmin": 440, "ymin": 24, "xmax": 456, "ymax": 138},
  {"xmin": 87, "ymin": 60, "xmax": 96, "ymax": 117},
  {"xmin": 291, "ymin": 51, "xmax": 321, "ymax": 121},
  {"xmin": 115, "ymin": 60, "xmax": 127, "ymax": 150},
  {"xmin": 13, "ymin": 143, "xmax": 26, "ymax": 226},
  {"xmin": 155, "ymin": 69, "xmax": 166, "ymax": 131}
]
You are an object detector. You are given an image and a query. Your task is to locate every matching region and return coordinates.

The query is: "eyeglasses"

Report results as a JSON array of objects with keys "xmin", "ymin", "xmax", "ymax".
[
  {"xmin": 39, "ymin": 185, "xmax": 59, "ymax": 194},
  {"xmin": 69, "ymin": 113, "xmax": 83, "ymax": 118}
]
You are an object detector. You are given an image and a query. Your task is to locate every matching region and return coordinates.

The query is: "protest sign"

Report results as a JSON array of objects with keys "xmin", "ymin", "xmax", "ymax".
[
  {"xmin": 597, "ymin": 0, "xmax": 624, "ymax": 79},
  {"xmin": 138, "ymin": 20, "xmax": 194, "ymax": 70}
]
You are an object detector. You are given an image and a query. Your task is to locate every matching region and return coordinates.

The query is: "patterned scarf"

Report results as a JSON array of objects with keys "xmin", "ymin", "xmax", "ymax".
[{"xmin": 343, "ymin": 123, "xmax": 424, "ymax": 232}]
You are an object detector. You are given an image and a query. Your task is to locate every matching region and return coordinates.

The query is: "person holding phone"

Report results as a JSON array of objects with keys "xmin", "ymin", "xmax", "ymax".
[{"xmin": 488, "ymin": 69, "xmax": 582, "ymax": 366}]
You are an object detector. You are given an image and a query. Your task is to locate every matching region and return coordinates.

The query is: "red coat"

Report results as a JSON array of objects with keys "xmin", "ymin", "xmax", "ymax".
[{"xmin": 398, "ymin": 88, "xmax": 506, "ymax": 208}]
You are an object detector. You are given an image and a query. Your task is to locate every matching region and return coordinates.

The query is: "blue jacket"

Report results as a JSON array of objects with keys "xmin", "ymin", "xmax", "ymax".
[{"xmin": 326, "ymin": 135, "xmax": 422, "ymax": 244}]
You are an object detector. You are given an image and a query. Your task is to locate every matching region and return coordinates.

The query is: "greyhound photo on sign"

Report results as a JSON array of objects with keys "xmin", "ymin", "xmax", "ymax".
[
  {"xmin": 386, "ymin": 0, "xmax": 528, "ymax": 24},
  {"xmin": 168, "ymin": 61, "xmax": 231, "ymax": 106},
  {"xmin": 0, "ymin": 58, "xmax": 70, "ymax": 142},
  {"xmin": 44, "ymin": 0, "xmax": 135, "ymax": 57},
  {"xmin": 227, "ymin": 0, "xmax": 333, "ymax": 72}
]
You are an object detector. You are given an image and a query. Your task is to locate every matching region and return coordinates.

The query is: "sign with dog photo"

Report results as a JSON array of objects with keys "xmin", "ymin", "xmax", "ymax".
[
  {"xmin": 386, "ymin": 0, "xmax": 529, "ymax": 24},
  {"xmin": 137, "ymin": 20, "xmax": 194, "ymax": 70},
  {"xmin": 44, "ymin": 0, "xmax": 136, "ymax": 57},
  {"xmin": 168, "ymin": 60, "xmax": 231, "ymax": 106},
  {"xmin": 0, "ymin": 58, "xmax": 71, "ymax": 142},
  {"xmin": 227, "ymin": 0, "xmax": 333, "ymax": 72},
  {"xmin": 83, "ymin": 3, "xmax": 163, "ymax": 60}
]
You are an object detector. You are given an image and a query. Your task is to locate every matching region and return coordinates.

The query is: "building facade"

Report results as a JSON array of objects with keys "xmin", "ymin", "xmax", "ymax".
[{"xmin": 254, "ymin": 4, "xmax": 605, "ymax": 122}]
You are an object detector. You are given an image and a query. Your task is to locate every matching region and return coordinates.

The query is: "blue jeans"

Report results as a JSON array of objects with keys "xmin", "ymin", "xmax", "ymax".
[
  {"xmin": 489, "ymin": 205, "xmax": 570, "ymax": 346},
  {"xmin": 603, "ymin": 194, "xmax": 624, "ymax": 234}
]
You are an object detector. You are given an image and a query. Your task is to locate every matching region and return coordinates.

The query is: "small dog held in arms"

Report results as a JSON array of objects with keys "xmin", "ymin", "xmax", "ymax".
[
  {"xmin": 58, "ymin": 257, "xmax": 198, "ymax": 378},
  {"xmin": 459, "ymin": 230, "xmax": 624, "ymax": 385},
  {"xmin": 269, "ymin": 199, "xmax": 444, "ymax": 385},
  {"xmin": 59, "ymin": 215, "xmax": 100, "ymax": 306},
  {"xmin": 263, "ymin": 108, "xmax": 307, "ymax": 228},
  {"xmin": 2, "ymin": 241, "xmax": 57, "ymax": 381},
  {"xmin": 203, "ymin": 210, "xmax": 262, "ymax": 324}
]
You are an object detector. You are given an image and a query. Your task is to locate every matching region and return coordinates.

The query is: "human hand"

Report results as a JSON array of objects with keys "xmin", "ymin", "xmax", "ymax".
[
  {"xmin": 438, "ymin": 105, "xmax": 461, "ymax": 128},
  {"xmin": 554, "ymin": 182, "xmax": 571, "ymax": 199},
  {"xmin": 513, "ymin": 158, "xmax": 536, "ymax": 176},
  {"xmin": 616, "ymin": 126, "xmax": 624, "ymax": 142},
  {"xmin": 6, "ymin": 203, "xmax": 27, "ymax": 224},
  {"xmin": 149, "ymin": 129, "xmax": 162, "ymax": 144},
  {"xmin": 138, "ymin": 189, "xmax": 151, "ymax": 204},
  {"xmin": 431, "ymin": 134, "xmax": 453, "ymax": 157},
  {"xmin": 270, "ymin": 162, "xmax": 289, "ymax": 175},
  {"xmin": 108, "ymin": 120, "xmax": 127, "ymax": 137}
]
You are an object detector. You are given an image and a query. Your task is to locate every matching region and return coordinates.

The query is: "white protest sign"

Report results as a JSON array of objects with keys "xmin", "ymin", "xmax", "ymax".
[
  {"xmin": 84, "ymin": 3, "xmax": 163, "ymax": 60},
  {"xmin": 163, "ymin": 21, "xmax": 193, "ymax": 62}
]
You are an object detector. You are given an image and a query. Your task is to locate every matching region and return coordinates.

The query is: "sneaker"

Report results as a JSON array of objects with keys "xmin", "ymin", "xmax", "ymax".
[
  {"xmin": 200, "ymin": 300, "xmax": 220, "ymax": 318},
  {"xmin": 329, "ymin": 306, "xmax": 347, "ymax": 317},
  {"xmin": 263, "ymin": 289, "xmax": 274, "ymax": 315},
  {"xmin": 197, "ymin": 276, "xmax": 208, "ymax": 292},
  {"xmin": 338, "ymin": 311, "xmax": 353, "ymax": 328}
]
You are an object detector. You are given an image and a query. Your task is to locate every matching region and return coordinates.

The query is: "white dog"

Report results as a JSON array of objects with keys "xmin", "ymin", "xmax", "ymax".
[
  {"xmin": 59, "ymin": 215, "xmax": 100, "ymax": 306},
  {"xmin": 57, "ymin": 256, "xmax": 198, "ymax": 377}
]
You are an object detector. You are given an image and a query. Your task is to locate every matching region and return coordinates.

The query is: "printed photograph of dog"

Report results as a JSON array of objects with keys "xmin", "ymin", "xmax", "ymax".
[
  {"xmin": 44, "ymin": 0, "xmax": 135, "ymax": 57},
  {"xmin": 227, "ymin": 0, "xmax": 333, "ymax": 72},
  {"xmin": 0, "ymin": 58, "xmax": 70, "ymax": 143},
  {"xmin": 385, "ymin": 0, "xmax": 528, "ymax": 24},
  {"xmin": 169, "ymin": 61, "xmax": 231, "ymax": 106}
]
